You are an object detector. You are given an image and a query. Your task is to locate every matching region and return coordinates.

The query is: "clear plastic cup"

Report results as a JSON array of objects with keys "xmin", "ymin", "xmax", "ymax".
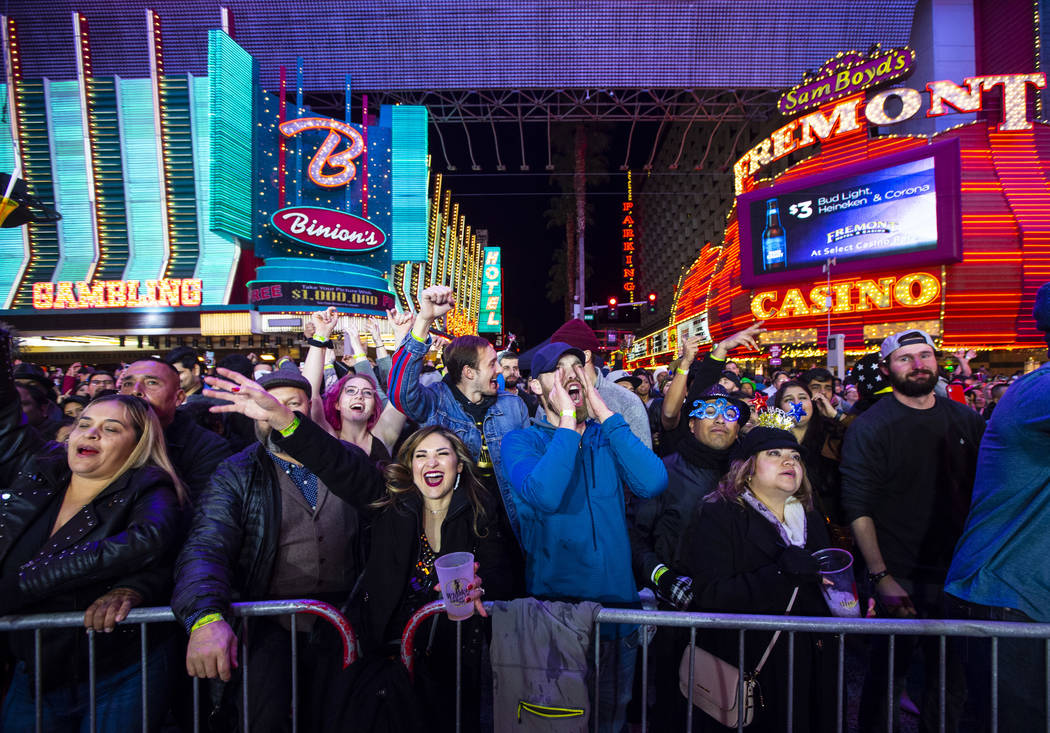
[
  {"xmin": 434, "ymin": 551, "xmax": 475, "ymax": 621},
  {"xmin": 812, "ymin": 547, "xmax": 861, "ymax": 618}
]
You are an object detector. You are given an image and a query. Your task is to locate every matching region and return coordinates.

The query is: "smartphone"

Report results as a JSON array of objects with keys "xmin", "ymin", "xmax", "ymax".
[{"xmin": 205, "ymin": 351, "xmax": 215, "ymax": 368}]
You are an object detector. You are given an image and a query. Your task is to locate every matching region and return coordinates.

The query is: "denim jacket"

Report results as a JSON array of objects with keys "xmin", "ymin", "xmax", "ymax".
[{"xmin": 388, "ymin": 335, "xmax": 530, "ymax": 539}]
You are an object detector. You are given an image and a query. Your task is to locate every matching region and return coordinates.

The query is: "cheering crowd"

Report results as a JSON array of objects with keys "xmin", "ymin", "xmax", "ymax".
[{"xmin": 0, "ymin": 281, "xmax": 1048, "ymax": 732}]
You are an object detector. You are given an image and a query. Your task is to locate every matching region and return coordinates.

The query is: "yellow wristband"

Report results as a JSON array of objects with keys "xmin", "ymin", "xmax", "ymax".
[
  {"xmin": 411, "ymin": 331, "xmax": 426, "ymax": 343},
  {"xmin": 277, "ymin": 415, "xmax": 301, "ymax": 437},
  {"xmin": 560, "ymin": 409, "xmax": 576, "ymax": 418},
  {"xmin": 652, "ymin": 565, "xmax": 669, "ymax": 586},
  {"xmin": 352, "ymin": 353, "xmax": 367, "ymax": 361},
  {"xmin": 676, "ymin": 367, "xmax": 688, "ymax": 376},
  {"xmin": 190, "ymin": 613, "xmax": 223, "ymax": 633}
]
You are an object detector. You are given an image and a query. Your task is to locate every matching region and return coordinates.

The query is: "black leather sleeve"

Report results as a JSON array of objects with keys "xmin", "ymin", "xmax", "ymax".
[
  {"xmin": 18, "ymin": 467, "xmax": 182, "ymax": 601},
  {"xmin": 271, "ymin": 412, "xmax": 387, "ymax": 509},
  {"xmin": 171, "ymin": 452, "xmax": 251, "ymax": 629},
  {"xmin": 0, "ymin": 332, "xmax": 45, "ymax": 486}
]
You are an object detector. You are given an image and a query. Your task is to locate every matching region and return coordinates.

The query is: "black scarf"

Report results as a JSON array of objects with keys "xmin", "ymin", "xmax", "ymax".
[
  {"xmin": 675, "ymin": 433, "xmax": 733, "ymax": 474},
  {"xmin": 444, "ymin": 373, "xmax": 497, "ymax": 424}
]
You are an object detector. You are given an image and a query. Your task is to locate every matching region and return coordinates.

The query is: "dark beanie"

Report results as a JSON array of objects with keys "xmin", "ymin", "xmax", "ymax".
[
  {"xmin": 256, "ymin": 362, "xmax": 312, "ymax": 399},
  {"xmin": 550, "ymin": 319, "xmax": 601, "ymax": 353}
]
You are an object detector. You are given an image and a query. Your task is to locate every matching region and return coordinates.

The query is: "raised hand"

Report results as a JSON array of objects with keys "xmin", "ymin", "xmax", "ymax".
[
  {"xmin": 680, "ymin": 335, "xmax": 702, "ymax": 364},
  {"xmin": 574, "ymin": 364, "xmax": 612, "ymax": 422},
  {"xmin": 812, "ymin": 391, "xmax": 838, "ymax": 419},
  {"xmin": 310, "ymin": 307, "xmax": 339, "ymax": 341},
  {"xmin": 721, "ymin": 320, "xmax": 766, "ymax": 353},
  {"xmin": 204, "ymin": 368, "xmax": 295, "ymax": 430},
  {"xmin": 388, "ymin": 308, "xmax": 415, "ymax": 345},
  {"xmin": 548, "ymin": 367, "xmax": 577, "ymax": 421},
  {"xmin": 343, "ymin": 322, "xmax": 366, "ymax": 358},
  {"xmin": 418, "ymin": 285, "xmax": 456, "ymax": 322},
  {"xmin": 364, "ymin": 319, "xmax": 384, "ymax": 349}
]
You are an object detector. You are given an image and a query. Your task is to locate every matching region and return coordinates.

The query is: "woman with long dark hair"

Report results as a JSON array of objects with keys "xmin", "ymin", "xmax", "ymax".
[
  {"xmin": 0, "ymin": 332, "xmax": 185, "ymax": 731},
  {"xmin": 202, "ymin": 369, "xmax": 515, "ymax": 732},
  {"xmin": 679, "ymin": 427, "xmax": 837, "ymax": 732},
  {"xmin": 773, "ymin": 379, "xmax": 849, "ymax": 538}
]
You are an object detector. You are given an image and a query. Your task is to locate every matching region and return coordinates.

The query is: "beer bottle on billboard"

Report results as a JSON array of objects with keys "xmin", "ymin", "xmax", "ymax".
[{"xmin": 761, "ymin": 199, "xmax": 787, "ymax": 271}]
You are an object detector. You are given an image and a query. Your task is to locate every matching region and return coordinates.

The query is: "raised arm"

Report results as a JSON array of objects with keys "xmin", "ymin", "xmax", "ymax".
[
  {"xmin": 387, "ymin": 286, "xmax": 455, "ymax": 422},
  {"xmin": 303, "ymin": 307, "xmax": 341, "ymax": 431}
]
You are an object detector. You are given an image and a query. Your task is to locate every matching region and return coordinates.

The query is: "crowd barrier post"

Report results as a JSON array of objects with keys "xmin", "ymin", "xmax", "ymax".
[{"xmin": 0, "ymin": 599, "xmax": 357, "ymax": 733}]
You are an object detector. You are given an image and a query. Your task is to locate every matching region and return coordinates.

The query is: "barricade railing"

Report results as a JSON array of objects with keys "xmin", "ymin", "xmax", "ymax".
[
  {"xmin": 0, "ymin": 599, "xmax": 357, "ymax": 733},
  {"xmin": 399, "ymin": 601, "xmax": 1050, "ymax": 733}
]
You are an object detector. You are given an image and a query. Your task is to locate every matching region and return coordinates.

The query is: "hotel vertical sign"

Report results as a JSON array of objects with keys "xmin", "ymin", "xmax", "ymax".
[{"xmin": 479, "ymin": 247, "xmax": 502, "ymax": 333}]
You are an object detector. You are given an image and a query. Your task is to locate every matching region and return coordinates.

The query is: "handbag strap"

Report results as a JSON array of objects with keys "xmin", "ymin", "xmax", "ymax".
[{"xmin": 750, "ymin": 587, "xmax": 799, "ymax": 677}]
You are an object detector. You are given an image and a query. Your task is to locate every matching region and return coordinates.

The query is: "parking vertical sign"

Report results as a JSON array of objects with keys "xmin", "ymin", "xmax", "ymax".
[{"xmin": 479, "ymin": 247, "xmax": 502, "ymax": 333}]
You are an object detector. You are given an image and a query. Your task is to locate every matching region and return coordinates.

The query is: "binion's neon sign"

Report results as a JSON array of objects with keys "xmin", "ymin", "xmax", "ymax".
[{"xmin": 279, "ymin": 117, "xmax": 366, "ymax": 188}]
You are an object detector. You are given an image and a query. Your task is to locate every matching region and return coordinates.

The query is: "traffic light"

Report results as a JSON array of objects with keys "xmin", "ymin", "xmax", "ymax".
[
  {"xmin": 608, "ymin": 296, "xmax": 618, "ymax": 320},
  {"xmin": 647, "ymin": 292, "xmax": 657, "ymax": 314}
]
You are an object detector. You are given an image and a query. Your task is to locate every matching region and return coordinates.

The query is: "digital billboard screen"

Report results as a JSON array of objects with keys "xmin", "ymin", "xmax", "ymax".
[{"xmin": 738, "ymin": 138, "xmax": 961, "ymax": 288}]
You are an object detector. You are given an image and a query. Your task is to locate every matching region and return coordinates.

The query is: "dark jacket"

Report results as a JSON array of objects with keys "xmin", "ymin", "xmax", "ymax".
[
  {"xmin": 165, "ymin": 408, "xmax": 233, "ymax": 504},
  {"xmin": 269, "ymin": 416, "xmax": 515, "ymax": 652},
  {"xmin": 629, "ymin": 450, "xmax": 724, "ymax": 589},
  {"xmin": 0, "ymin": 392, "xmax": 181, "ymax": 689},
  {"xmin": 171, "ymin": 433, "xmax": 367, "ymax": 631},
  {"xmin": 679, "ymin": 496, "xmax": 837, "ymax": 733}
]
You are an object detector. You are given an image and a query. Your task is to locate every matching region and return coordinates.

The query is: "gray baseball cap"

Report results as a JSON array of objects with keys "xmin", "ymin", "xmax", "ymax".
[{"xmin": 879, "ymin": 329, "xmax": 936, "ymax": 359}]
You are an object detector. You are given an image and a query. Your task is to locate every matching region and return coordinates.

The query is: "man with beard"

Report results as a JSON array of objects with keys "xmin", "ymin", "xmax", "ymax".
[
  {"xmin": 841, "ymin": 329, "xmax": 984, "ymax": 733},
  {"xmin": 502, "ymin": 341, "xmax": 667, "ymax": 733},
  {"xmin": 498, "ymin": 349, "xmax": 538, "ymax": 416},
  {"xmin": 173, "ymin": 363, "xmax": 363, "ymax": 730}
]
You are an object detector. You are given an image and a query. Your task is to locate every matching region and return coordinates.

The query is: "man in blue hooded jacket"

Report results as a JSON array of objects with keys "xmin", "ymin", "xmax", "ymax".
[{"xmin": 502, "ymin": 341, "xmax": 667, "ymax": 733}]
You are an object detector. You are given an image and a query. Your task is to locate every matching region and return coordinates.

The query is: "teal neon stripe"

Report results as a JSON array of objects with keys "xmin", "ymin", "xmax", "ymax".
[
  {"xmin": 207, "ymin": 30, "xmax": 254, "ymax": 240},
  {"xmin": 47, "ymin": 80, "xmax": 94, "ymax": 282},
  {"xmin": 388, "ymin": 105, "xmax": 429, "ymax": 262},
  {"xmin": 0, "ymin": 84, "xmax": 25, "ymax": 305},
  {"xmin": 190, "ymin": 74, "xmax": 239, "ymax": 305},
  {"xmin": 117, "ymin": 77, "xmax": 166, "ymax": 282}
]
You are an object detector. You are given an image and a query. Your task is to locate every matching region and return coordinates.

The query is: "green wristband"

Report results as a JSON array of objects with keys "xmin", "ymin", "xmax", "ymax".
[
  {"xmin": 190, "ymin": 612, "xmax": 223, "ymax": 633},
  {"xmin": 277, "ymin": 415, "xmax": 301, "ymax": 438}
]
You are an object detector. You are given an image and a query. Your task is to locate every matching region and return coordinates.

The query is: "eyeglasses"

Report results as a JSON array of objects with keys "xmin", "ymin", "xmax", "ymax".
[
  {"xmin": 688, "ymin": 397, "xmax": 740, "ymax": 422},
  {"xmin": 343, "ymin": 386, "xmax": 375, "ymax": 398}
]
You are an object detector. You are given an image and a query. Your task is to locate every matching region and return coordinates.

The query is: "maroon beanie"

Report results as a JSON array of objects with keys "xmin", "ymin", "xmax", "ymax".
[{"xmin": 550, "ymin": 319, "xmax": 601, "ymax": 353}]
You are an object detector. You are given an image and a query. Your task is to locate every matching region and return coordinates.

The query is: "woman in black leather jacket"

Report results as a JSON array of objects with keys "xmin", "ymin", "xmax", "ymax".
[
  {"xmin": 0, "ymin": 335, "xmax": 185, "ymax": 732},
  {"xmin": 190, "ymin": 368, "xmax": 515, "ymax": 732}
]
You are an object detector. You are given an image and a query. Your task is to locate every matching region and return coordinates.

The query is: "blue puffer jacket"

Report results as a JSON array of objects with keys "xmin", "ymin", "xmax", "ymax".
[{"xmin": 502, "ymin": 413, "xmax": 667, "ymax": 607}]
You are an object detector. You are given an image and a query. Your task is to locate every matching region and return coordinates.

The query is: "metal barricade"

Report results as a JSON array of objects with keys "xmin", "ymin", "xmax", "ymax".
[
  {"xmin": 401, "ymin": 600, "xmax": 1050, "ymax": 733},
  {"xmin": 0, "ymin": 599, "xmax": 357, "ymax": 733}
]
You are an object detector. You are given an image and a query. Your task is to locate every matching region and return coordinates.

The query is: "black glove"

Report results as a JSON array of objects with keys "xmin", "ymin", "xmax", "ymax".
[
  {"xmin": 777, "ymin": 546, "xmax": 821, "ymax": 584},
  {"xmin": 657, "ymin": 571, "xmax": 694, "ymax": 611}
]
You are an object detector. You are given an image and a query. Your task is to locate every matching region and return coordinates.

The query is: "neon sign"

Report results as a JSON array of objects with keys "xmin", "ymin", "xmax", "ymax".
[
  {"xmin": 279, "ymin": 117, "xmax": 365, "ymax": 188},
  {"xmin": 750, "ymin": 271, "xmax": 940, "ymax": 320},
  {"xmin": 32, "ymin": 279, "xmax": 203, "ymax": 309},
  {"xmin": 778, "ymin": 46, "xmax": 915, "ymax": 115},
  {"xmin": 622, "ymin": 171, "xmax": 635, "ymax": 294},
  {"xmin": 479, "ymin": 247, "xmax": 502, "ymax": 333},
  {"xmin": 270, "ymin": 206, "xmax": 386, "ymax": 252},
  {"xmin": 736, "ymin": 72, "xmax": 1047, "ymax": 193}
]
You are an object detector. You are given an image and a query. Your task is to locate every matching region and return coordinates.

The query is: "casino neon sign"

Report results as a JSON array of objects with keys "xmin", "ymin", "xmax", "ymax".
[
  {"xmin": 32, "ymin": 279, "xmax": 203, "ymax": 309},
  {"xmin": 736, "ymin": 72, "xmax": 1046, "ymax": 193},
  {"xmin": 750, "ymin": 271, "xmax": 940, "ymax": 320}
]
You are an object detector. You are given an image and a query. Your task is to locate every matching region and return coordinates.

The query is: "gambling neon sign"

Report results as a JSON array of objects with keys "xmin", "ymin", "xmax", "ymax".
[
  {"xmin": 32, "ymin": 279, "xmax": 203, "ymax": 309},
  {"xmin": 279, "ymin": 117, "xmax": 366, "ymax": 188}
]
